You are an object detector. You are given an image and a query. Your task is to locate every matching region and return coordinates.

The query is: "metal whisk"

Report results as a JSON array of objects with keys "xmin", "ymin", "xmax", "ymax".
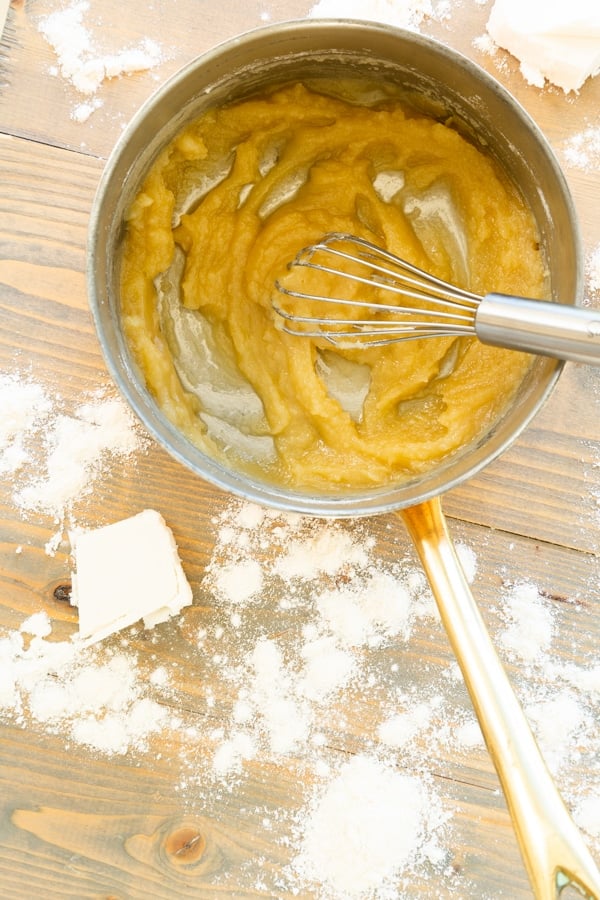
[{"xmin": 273, "ymin": 233, "xmax": 600, "ymax": 365}]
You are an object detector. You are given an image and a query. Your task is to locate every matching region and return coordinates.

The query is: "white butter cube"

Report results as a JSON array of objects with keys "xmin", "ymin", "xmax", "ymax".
[
  {"xmin": 71, "ymin": 509, "xmax": 193, "ymax": 644},
  {"xmin": 487, "ymin": 0, "xmax": 600, "ymax": 93}
]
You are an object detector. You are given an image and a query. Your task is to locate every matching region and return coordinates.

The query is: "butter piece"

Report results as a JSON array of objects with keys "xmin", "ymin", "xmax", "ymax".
[
  {"xmin": 487, "ymin": 0, "xmax": 600, "ymax": 93},
  {"xmin": 71, "ymin": 509, "xmax": 193, "ymax": 643}
]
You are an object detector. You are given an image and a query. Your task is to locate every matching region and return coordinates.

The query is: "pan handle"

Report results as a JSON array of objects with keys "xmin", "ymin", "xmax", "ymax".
[
  {"xmin": 401, "ymin": 497, "xmax": 600, "ymax": 900},
  {"xmin": 477, "ymin": 294, "xmax": 600, "ymax": 366}
]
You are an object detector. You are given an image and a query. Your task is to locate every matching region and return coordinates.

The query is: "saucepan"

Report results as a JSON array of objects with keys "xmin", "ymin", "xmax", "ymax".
[{"xmin": 87, "ymin": 20, "xmax": 600, "ymax": 898}]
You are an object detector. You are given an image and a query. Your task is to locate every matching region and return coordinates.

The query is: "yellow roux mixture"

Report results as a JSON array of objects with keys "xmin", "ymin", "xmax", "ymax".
[{"xmin": 120, "ymin": 81, "xmax": 547, "ymax": 491}]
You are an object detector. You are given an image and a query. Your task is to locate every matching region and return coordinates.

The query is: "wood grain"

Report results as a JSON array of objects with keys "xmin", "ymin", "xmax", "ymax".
[{"xmin": 1, "ymin": 2, "xmax": 600, "ymax": 898}]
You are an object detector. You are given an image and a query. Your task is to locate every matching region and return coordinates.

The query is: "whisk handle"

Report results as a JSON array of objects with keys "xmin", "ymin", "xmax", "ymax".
[{"xmin": 476, "ymin": 294, "xmax": 600, "ymax": 365}]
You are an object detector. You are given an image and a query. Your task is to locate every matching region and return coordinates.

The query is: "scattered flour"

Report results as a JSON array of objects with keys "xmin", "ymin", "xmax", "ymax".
[
  {"xmin": 200, "ymin": 503, "xmax": 440, "ymax": 770},
  {"xmin": 377, "ymin": 702, "xmax": 432, "ymax": 748},
  {"xmin": 524, "ymin": 689, "xmax": 588, "ymax": 773},
  {"xmin": 0, "ymin": 614, "xmax": 175, "ymax": 754},
  {"xmin": 273, "ymin": 527, "xmax": 372, "ymax": 581},
  {"xmin": 20, "ymin": 611, "xmax": 53, "ymax": 639},
  {"xmin": 472, "ymin": 31, "xmax": 497, "ymax": 57},
  {"xmin": 575, "ymin": 793, "xmax": 600, "ymax": 839},
  {"xmin": 16, "ymin": 396, "xmax": 141, "ymax": 517},
  {"xmin": 314, "ymin": 569, "xmax": 415, "ymax": 647},
  {"xmin": 497, "ymin": 581, "xmax": 554, "ymax": 663},
  {"xmin": 0, "ymin": 373, "xmax": 52, "ymax": 475},
  {"xmin": 562, "ymin": 126, "xmax": 600, "ymax": 173},
  {"xmin": 308, "ymin": 0, "xmax": 451, "ymax": 30},
  {"xmin": 0, "ymin": 370, "xmax": 146, "ymax": 550},
  {"xmin": 38, "ymin": 0, "xmax": 164, "ymax": 121},
  {"xmin": 214, "ymin": 558, "xmax": 264, "ymax": 604},
  {"xmin": 588, "ymin": 244, "xmax": 600, "ymax": 296}
]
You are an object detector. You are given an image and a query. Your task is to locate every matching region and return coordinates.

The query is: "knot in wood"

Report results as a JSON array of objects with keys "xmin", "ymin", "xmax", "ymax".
[
  {"xmin": 52, "ymin": 582, "xmax": 72, "ymax": 603},
  {"xmin": 164, "ymin": 826, "xmax": 206, "ymax": 865}
]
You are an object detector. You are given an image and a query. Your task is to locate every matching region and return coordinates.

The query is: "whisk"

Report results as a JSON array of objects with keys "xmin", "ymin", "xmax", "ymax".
[{"xmin": 273, "ymin": 233, "xmax": 600, "ymax": 366}]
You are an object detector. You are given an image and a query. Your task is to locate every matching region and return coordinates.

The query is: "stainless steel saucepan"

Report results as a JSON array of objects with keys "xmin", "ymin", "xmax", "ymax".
[{"xmin": 87, "ymin": 21, "xmax": 600, "ymax": 898}]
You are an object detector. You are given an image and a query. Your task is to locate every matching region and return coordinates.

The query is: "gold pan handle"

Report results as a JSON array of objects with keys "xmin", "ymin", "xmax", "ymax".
[{"xmin": 401, "ymin": 497, "xmax": 600, "ymax": 900}]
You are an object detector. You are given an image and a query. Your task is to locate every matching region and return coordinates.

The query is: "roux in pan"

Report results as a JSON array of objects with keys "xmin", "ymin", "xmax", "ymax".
[{"xmin": 120, "ymin": 81, "xmax": 546, "ymax": 490}]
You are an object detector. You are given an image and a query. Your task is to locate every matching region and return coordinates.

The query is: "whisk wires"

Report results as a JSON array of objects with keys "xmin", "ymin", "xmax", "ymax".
[{"xmin": 273, "ymin": 232, "xmax": 481, "ymax": 347}]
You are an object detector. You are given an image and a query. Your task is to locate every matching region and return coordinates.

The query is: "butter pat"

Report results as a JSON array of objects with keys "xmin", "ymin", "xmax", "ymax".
[
  {"xmin": 487, "ymin": 0, "xmax": 600, "ymax": 93},
  {"xmin": 71, "ymin": 509, "xmax": 193, "ymax": 643}
]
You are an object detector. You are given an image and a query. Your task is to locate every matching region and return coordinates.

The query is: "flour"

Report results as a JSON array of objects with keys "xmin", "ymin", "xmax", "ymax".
[
  {"xmin": 308, "ymin": 0, "xmax": 451, "ymax": 30},
  {"xmin": 497, "ymin": 581, "xmax": 554, "ymax": 663},
  {"xmin": 38, "ymin": 1, "xmax": 163, "ymax": 121},
  {"xmin": 315, "ymin": 569, "xmax": 415, "ymax": 647},
  {"xmin": 377, "ymin": 703, "xmax": 432, "ymax": 748},
  {"xmin": 588, "ymin": 244, "xmax": 600, "ymax": 296},
  {"xmin": 274, "ymin": 527, "xmax": 372, "ymax": 581},
  {"xmin": 201, "ymin": 504, "xmax": 438, "ymax": 770},
  {"xmin": 190, "ymin": 501, "xmax": 478, "ymax": 895},
  {"xmin": 0, "ymin": 373, "xmax": 52, "ymax": 475},
  {"xmin": 292, "ymin": 755, "xmax": 448, "ymax": 897},
  {"xmin": 20, "ymin": 611, "xmax": 53, "ymax": 639},
  {"xmin": 213, "ymin": 558, "xmax": 264, "ymax": 604},
  {"xmin": 16, "ymin": 396, "xmax": 141, "ymax": 517},
  {"xmin": 525, "ymin": 689, "xmax": 587, "ymax": 773},
  {"xmin": 561, "ymin": 126, "xmax": 600, "ymax": 173},
  {"xmin": 1, "ymin": 371, "xmax": 146, "ymax": 549},
  {"xmin": 0, "ymin": 615, "xmax": 175, "ymax": 754},
  {"xmin": 575, "ymin": 794, "xmax": 600, "ymax": 839}
]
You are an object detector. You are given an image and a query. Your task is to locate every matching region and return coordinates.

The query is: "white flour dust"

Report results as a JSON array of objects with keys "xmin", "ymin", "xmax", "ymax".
[
  {"xmin": 200, "ymin": 505, "xmax": 437, "ymax": 768},
  {"xmin": 308, "ymin": 0, "xmax": 451, "ymax": 30},
  {"xmin": 588, "ymin": 244, "xmax": 600, "ymax": 297},
  {"xmin": 0, "ymin": 370, "xmax": 146, "ymax": 551},
  {"xmin": 292, "ymin": 755, "xmax": 449, "ymax": 898},
  {"xmin": 38, "ymin": 0, "xmax": 164, "ymax": 121},
  {"xmin": 497, "ymin": 581, "xmax": 554, "ymax": 664},
  {"xmin": 0, "ymin": 612, "xmax": 177, "ymax": 754},
  {"xmin": 0, "ymin": 373, "xmax": 52, "ymax": 475},
  {"xmin": 561, "ymin": 126, "xmax": 600, "ymax": 173}
]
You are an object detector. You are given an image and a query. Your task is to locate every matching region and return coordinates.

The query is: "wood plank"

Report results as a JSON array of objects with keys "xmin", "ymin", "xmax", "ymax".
[{"xmin": 1, "ymin": 3, "xmax": 600, "ymax": 897}]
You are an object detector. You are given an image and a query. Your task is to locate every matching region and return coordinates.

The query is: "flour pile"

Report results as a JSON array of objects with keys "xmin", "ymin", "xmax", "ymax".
[
  {"xmin": 0, "ymin": 611, "xmax": 176, "ymax": 754},
  {"xmin": 0, "ymin": 371, "xmax": 146, "ymax": 552},
  {"xmin": 562, "ymin": 126, "xmax": 600, "ymax": 174},
  {"xmin": 38, "ymin": 0, "xmax": 164, "ymax": 121},
  {"xmin": 293, "ymin": 755, "xmax": 448, "ymax": 897}
]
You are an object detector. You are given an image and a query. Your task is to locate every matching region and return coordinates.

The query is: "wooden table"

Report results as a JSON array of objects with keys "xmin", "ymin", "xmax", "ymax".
[{"xmin": 1, "ymin": 2, "xmax": 599, "ymax": 898}]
